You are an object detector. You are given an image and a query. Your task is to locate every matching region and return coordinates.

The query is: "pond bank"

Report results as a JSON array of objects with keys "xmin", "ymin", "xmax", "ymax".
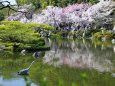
[{"xmin": 0, "ymin": 21, "xmax": 115, "ymax": 52}]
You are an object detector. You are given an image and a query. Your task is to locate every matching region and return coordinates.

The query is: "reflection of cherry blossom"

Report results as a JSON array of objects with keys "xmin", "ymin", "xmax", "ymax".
[{"xmin": 43, "ymin": 39, "xmax": 115, "ymax": 72}]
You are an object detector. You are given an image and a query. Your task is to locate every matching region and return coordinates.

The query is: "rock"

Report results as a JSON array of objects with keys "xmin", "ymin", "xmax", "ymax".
[
  {"xmin": 113, "ymin": 26, "xmax": 115, "ymax": 30},
  {"xmin": 111, "ymin": 73, "xmax": 115, "ymax": 77},
  {"xmin": 112, "ymin": 39, "xmax": 115, "ymax": 44},
  {"xmin": 0, "ymin": 45, "xmax": 5, "ymax": 51}
]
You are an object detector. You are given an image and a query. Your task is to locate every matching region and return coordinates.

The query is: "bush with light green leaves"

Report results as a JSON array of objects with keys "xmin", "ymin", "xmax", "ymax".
[
  {"xmin": 0, "ymin": 21, "xmax": 50, "ymax": 51},
  {"xmin": 0, "ymin": 21, "xmax": 40, "ymax": 43}
]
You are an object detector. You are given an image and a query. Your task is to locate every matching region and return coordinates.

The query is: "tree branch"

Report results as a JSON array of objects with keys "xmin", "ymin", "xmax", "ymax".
[{"xmin": 0, "ymin": 1, "xmax": 27, "ymax": 16}]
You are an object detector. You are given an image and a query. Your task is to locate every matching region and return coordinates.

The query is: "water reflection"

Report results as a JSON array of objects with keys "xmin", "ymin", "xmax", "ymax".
[
  {"xmin": 0, "ymin": 39, "xmax": 115, "ymax": 86},
  {"xmin": 0, "ymin": 76, "xmax": 38, "ymax": 86},
  {"xmin": 113, "ymin": 46, "xmax": 115, "ymax": 53},
  {"xmin": 0, "ymin": 51, "xmax": 38, "ymax": 86},
  {"xmin": 44, "ymin": 39, "xmax": 115, "ymax": 72}
]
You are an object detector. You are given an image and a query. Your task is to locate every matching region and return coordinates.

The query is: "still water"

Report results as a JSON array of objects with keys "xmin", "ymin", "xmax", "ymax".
[{"xmin": 0, "ymin": 39, "xmax": 115, "ymax": 86}]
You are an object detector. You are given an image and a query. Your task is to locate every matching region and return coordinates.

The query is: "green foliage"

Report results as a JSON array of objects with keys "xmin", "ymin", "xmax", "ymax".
[
  {"xmin": 93, "ymin": 32, "xmax": 104, "ymax": 40},
  {"xmin": 16, "ymin": 0, "xmax": 41, "ymax": 8},
  {"xmin": 0, "ymin": 11, "xmax": 5, "ymax": 21},
  {"xmin": 51, "ymin": 34, "xmax": 61, "ymax": 38},
  {"xmin": 16, "ymin": 0, "xmax": 98, "ymax": 8},
  {"xmin": 89, "ymin": 0, "xmax": 98, "ymax": 4},
  {"xmin": 113, "ymin": 22, "xmax": 115, "ymax": 25},
  {"xmin": 34, "ymin": 23, "xmax": 54, "ymax": 37},
  {"xmin": 93, "ymin": 31, "xmax": 115, "ymax": 40},
  {"xmin": 34, "ymin": 23, "xmax": 54, "ymax": 31},
  {"xmin": 0, "ymin": 21, "xmax": 40, "ymax": 43},
  {"xmin": 15, "ymin": 43, "xmax": 49, "ymax": 51},
  {"xmin": 85, "ymin": 29, "xmax": 100, "ymax": 37},
  {"xmin": 0, "ymin": 21, "xmax": 50, "ymax": 51}
]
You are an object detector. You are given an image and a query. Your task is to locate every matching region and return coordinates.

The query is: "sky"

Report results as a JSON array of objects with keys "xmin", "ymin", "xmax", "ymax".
[{"xmin": 1, "ymin": 0, "xmax": 17, "ymax": 5}]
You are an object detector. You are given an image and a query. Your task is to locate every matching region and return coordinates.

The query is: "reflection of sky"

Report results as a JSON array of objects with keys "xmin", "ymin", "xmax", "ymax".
[
  {"xmin": 0, "ymin": 78, "xmax": 25, "ymax": 86},
  {"xmin": 0, "ymin": 76, "xmax": 38, "ymax": 86}
]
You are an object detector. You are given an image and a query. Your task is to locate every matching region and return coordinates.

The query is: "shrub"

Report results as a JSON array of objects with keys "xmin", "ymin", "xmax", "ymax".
[
  {"xmin": 0, "ymin": 21, "xmax": 40, "ymax": 43},
  {"xmin": 93, "ymin": 31, "xmax": 115, "ymax": 40},
  {"xmin": 0, "ymin": 21, "xmax": 51, "ymax": 51}
]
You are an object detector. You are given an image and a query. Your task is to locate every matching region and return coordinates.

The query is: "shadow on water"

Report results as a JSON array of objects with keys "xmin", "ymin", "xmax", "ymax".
[{"xmin": 0, "ymin": 38, "xmax": 115, "ymax": 86}]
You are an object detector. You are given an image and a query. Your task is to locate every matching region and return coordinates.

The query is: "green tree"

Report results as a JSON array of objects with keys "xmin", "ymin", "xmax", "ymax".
[{"xmin": 16, "ymin": 0, "xmax": 99, "ymax": 8}]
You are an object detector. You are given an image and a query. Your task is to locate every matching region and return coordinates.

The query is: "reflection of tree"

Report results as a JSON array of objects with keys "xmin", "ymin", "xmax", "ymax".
[
  {"xmin": 30, "ymin": 60, "xmax": 115, "ymax": 86},
  {"xmin": 23, "ymin": 76, "xmax": 32, "ymax": 86},
  {"xmin": 0, "ymin": 52, "xmax": 34, "ymax": 78},
  {"xmin": 0, "ymin": 52, "xmax": 38, "ymax": 86}
]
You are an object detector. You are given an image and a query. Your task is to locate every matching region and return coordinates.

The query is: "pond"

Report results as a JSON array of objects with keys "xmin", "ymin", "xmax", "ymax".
[{"xmin": 0, "ymin": 38, "xmax": 115, "ymax": 86}]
